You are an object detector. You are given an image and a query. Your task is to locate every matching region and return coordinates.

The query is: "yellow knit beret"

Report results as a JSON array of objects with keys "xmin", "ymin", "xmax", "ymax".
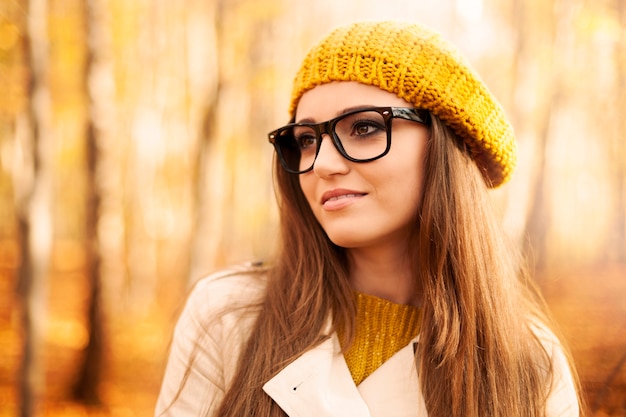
[{"xmin": 289, "ymin": 21, "xmax": 517, "ymax": 187}]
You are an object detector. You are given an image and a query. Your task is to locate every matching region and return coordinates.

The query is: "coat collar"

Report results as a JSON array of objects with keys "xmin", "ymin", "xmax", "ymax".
[{"xmin": 262, "ymin": 334, "xmax": 426, "ymax": 417}]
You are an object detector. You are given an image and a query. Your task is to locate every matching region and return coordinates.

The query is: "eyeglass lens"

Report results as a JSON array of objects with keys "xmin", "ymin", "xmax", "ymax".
[{"xmin": 276, "ymin": 109, "xmax": 389, "ymax": 173}]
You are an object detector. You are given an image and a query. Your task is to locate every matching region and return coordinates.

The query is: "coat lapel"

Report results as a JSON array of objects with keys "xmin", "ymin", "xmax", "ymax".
[
  {"xmin": 357, "ymin": 339, "xmax": 427, "ymax": 416},
  {"xmin": 263, "ymin": 334, "xmax": 427, "ymax": 417},
  {"xmin": 262, "ymin": 336, "xmax": 371, "ymax": 417}
]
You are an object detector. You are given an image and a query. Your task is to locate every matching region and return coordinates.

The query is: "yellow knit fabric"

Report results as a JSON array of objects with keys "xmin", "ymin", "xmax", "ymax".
[
  {"xmin": 338, "ymin": 292, "xmax": 422, "ymax": 386},
  {"xmin": 289, "ymin": 21, "xmax": 516, "ymax": 187}
]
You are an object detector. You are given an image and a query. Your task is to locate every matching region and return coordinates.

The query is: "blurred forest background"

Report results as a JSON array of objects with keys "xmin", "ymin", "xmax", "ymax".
[{"xmin": 0, "ymin": 0, "xmax": 625, "ymax": 415}]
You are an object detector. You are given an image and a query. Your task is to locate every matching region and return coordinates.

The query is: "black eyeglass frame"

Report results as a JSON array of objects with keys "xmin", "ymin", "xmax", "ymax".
[{"xmin": 268, "ymin": 106, "xmax": 431, "ymax": 174}]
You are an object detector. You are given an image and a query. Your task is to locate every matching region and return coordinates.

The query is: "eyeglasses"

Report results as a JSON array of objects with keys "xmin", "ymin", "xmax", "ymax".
[{"xmin": 268, "ymin": 107, "xmax": 431, "ymax": 174}]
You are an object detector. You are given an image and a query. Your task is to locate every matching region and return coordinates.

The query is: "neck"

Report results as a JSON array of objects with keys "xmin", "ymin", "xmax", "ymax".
[{"xmin": 346, "ymin": 245, "xmax": 419, "ymax": 306}]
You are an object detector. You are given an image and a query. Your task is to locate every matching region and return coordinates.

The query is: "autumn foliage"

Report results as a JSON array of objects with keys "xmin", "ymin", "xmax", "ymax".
[{"xmin": 0, "ymin": 0, "xmax": 625, "ymax": 416}]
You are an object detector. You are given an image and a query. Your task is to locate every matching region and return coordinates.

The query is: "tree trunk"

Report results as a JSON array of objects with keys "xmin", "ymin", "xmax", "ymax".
[
  {"xmin": 510, "ymin": 0, "xmax": 556, "ymax": 272},
  {"xmin": 18, "ymin": 0, "xmax": 53, "ymax": 414},
  {"xmin": 72, "ymin": 123, "xmax": 104, "ymax": 404},
  {"xmin": 16, "ymin": 218, "xmax": 36, "ymax": 417},
  {"xmin": 72, "ymin": 0, "xmax": 106, "ymax": 403},
  {"xmin": 608, "ymin": 0, "xmax": 626, "ymax": 263},
  {"xmin": 187, "ymin": 0, "xmax": 221, "ymax": 284}
]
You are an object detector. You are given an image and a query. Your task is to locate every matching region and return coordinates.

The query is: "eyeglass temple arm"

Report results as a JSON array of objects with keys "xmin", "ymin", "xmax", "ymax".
[{"xmin": 391, "ymin": 108, "xmax": 431, "ymax": 125}]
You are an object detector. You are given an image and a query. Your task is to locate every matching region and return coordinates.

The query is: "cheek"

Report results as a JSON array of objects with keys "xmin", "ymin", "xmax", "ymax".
[
  {"xmin": 382, "ymin": 172, "xmax": 424, "ymax": 212},
  {"xmin": 408, "ymin": 157, "xmax": 427, "ymax": 208},
  {"xmin": 381, "ymin": 146, "xmax": 427, "ymax": 207}
]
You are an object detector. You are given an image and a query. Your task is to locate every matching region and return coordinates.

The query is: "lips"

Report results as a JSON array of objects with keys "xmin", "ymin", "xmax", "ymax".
[{"xmin": 320, "ymin": 189, "xmax": 367, "ymax": 206}]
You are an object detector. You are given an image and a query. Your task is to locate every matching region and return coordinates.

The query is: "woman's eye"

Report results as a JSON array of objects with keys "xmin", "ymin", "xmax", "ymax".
[
  {"xmin": 296, "ymin": 134, "xmax": 317, "ymax": 149},
  {"xmin": 354, "ymin": 123, "xmax": 374, "ymax": 135},
  {"xmin": 353, "ymin": 121, "xmax": 383, "ymax": 136}
]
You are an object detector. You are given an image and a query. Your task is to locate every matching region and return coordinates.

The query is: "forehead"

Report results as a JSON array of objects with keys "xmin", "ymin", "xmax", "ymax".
[{"xmin": 295, "ymin": 82, "xmax": 412, "ymax": 123}]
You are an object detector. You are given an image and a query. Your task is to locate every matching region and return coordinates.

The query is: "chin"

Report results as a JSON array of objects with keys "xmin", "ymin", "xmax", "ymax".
[{"xmin": 325, "ymin": 233, "xmax": 370, "ymax": 249}]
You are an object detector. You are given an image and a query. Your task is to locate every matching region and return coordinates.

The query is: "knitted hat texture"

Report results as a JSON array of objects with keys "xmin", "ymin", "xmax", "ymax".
[{"xmin": 289, "ymin": 21, "xmax": 517, "ymax": 187}]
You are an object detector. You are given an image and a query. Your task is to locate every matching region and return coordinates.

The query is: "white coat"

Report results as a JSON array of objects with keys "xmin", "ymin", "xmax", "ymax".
[{"xmin": 155, "ymin": 266, "xmax": 579, "ymax": 417}]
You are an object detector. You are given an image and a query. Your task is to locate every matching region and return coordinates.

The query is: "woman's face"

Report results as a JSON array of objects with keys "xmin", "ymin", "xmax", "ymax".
[{"xmin": 296, "ymin": 82, "xmax": 429, "ymax": 252}]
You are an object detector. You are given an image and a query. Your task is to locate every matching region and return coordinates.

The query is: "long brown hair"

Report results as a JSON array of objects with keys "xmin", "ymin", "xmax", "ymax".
[{"xmin": 214, "ymin": 115, "xmax": 580, "ymax": 416}]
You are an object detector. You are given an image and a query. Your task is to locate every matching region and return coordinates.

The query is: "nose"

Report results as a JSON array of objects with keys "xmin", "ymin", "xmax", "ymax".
[{"xmin": 312, "ymin": 133, "xmax": 349, "ymax": 176}]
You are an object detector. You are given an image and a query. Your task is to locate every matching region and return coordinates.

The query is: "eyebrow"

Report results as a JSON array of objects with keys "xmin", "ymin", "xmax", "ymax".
[{"xmin": 295, "ymin": 105, "xmax": 379, "ymax": 124}]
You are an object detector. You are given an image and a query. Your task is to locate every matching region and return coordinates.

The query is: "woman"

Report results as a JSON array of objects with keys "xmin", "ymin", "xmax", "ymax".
[{"xmin": 156, "ymin": 21, "xmax": 581, "ymax": 416}]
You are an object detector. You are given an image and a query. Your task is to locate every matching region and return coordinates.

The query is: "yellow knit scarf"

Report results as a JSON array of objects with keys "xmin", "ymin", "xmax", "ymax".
[{"xmin": 338, "ymin": 292, "xmax": 422, "ymax": 385}]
